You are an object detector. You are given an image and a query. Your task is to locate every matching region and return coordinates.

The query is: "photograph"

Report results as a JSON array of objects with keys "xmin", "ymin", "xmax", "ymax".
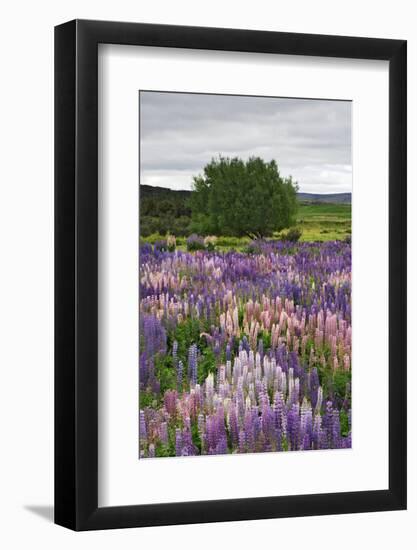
[{"xmin": 139, "ymin": 91, "xmax": 352, "ymax": 458}]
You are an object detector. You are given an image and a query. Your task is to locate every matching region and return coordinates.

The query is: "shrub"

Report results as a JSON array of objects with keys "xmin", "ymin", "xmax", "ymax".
[
  {"xmin": 186, "ymin": 234, "xmax": 205, "ymax": 251},
  {"xmin": 244, "ymin": 239, "xmax": 266, "ymax": 254},
  {"xmin": 167, "ymin": 234, "xmax": 176, "ymax": 252},
  {"xmin": 204, "ymin": 235, "xmax": 217, "ymax": 251},
  {"xmin": 281, "ymin": 228, "xmax": 302, "ymax": 242}
]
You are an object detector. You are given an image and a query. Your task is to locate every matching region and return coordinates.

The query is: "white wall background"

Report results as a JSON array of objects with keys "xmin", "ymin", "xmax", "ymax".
[{"xmin": 0, "ymin": 0, "xmax": 414, "ymax": 547}]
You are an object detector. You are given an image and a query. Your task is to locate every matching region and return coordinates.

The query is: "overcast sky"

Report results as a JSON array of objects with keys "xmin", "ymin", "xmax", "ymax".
[{"xmin": 140, "ymin": 91, "xmax": 352, "ymax": 194}]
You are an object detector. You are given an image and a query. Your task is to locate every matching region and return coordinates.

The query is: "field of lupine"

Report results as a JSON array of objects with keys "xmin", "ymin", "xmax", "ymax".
[{"xmin": 139, "ymin": 239, "xmax": 351, "ymax": 458}]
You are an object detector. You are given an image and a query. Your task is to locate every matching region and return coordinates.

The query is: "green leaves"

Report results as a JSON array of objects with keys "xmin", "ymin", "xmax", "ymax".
[{"xmin": 190, "ymin": 156, "xmax": 299, "ymax": 238}]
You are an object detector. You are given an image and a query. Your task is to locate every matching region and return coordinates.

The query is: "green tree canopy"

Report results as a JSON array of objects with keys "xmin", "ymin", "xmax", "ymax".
[{"xmin": 190, "ymin": 156, "xmax": 298, "ymax": 238}]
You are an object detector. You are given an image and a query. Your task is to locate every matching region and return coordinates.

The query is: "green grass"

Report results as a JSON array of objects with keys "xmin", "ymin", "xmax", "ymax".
[
  {"xmin": 294, "ymin": 202, "xmax": 351, "ymax": 242},
  {"xmin": 140, "ymin": 202, "xmax": 351, "ymax": 248}
]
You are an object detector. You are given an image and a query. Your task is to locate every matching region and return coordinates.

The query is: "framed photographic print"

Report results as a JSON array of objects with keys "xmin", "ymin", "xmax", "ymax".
[{"xmin": 55, "ymin": 20, "xmax": 407, "ymax": 530}]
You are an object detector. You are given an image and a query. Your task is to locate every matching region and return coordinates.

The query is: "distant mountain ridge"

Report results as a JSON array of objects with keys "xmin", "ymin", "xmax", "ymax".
[
  {"xmin": 140, "ymin": 185, "xmax": 351, "ymax": 204},
  {"xmin": 297, "ymin": 192, "xmax": 351, "ymax": 204}
]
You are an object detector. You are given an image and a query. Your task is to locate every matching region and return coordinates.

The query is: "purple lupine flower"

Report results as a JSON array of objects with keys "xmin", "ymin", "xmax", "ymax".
[
  {"xmin": 229, "ymin": 404, "xmax": 239, "ymax": 446},
  {"xmin": 139, "ymin": 410, "xmax": 147, "ymax": 442},
  {"xmin": 238, "ymin": 430, "xmax": 246, "ymax": 453},
  {"xmin": 164, "ymin": 390, "xmax": 177, "ymax": 416},
  {"xmin": 215, "ymin": 436, "xmax": 228, "ymax": 454},
  {"xmin": 188, "ymin": 344, "xmax": 198, "ymax": 386},
  {"xmin": 322, "ymin": 401, "xmax": 334, "ymax": 447},
  {"xmin": 172, "ymin": 340, "xmax": 178, "ymax": 366},
  {"xmin": 309, "ymin": 367, "xmax": 320, "ymax": 410},
  {"xmin": 244, "ymin": 409, "xmax": 255, "ymax": 452},
  {"xmin": 312, "ymin": 413, "xmax": 322, "ymax": 449},
  {"xmin": 226, "ymin": 343, "xmax": 231, "ymax": 362},
  {"xmin": 175, "ymin": 428, "xmax": 183, "ymax": 456},
  {"xmin": 160, "ymin": 422, "xmax": 168, "ymax": 446},
  {"xmin": 153, "ymin": 239, "xmax": 168, "ymax": 252},
  {"xmin": 332, "ymin": 409, "xmax": 341, "ymax": 449},
  {"xmin": 287, "ymin": 404, "xmax": 300, "ymax": 451},
  {"xmin": 139, "ymin": 352, "xmax": 148, "ymax": 389},
  {"xmin": 186, "ymin": 234, "xmax": 205, "ymax": 251}
]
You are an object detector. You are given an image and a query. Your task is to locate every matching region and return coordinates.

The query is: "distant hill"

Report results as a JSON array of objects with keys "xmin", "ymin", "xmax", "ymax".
[
  {"xmin": 140, "ymin": 185, "xmax": 351, "ymax": 204},
  {"xmin": 140, "ymin": 184, "xmax": 191, "ymax": 199},
  {"xmin": 297, "ymin": 192, "xmax": 351, "ymax": 204}
]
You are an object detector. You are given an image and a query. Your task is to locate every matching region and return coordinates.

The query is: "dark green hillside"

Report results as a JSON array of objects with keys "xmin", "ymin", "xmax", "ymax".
[{"xmin": 140, "ymin": 185, "xmax": 192, "ymax": 236}]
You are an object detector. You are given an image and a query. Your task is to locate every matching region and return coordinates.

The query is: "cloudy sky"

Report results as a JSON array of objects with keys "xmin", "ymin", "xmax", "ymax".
[{"xmin": 140, "ymin": 91, "xmax": 352, "ymax": 194}]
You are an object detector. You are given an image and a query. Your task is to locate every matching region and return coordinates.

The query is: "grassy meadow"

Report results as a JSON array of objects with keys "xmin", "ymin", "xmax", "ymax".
[{"xmin": 295, "ymin": 202, "xmax": 351, "ymax": 241}]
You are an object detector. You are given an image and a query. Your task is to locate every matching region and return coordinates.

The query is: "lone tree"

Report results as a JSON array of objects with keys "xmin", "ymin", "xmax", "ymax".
[{"xmin": 190, "ymin": 156, "xmax": 298, "ymax": 238}]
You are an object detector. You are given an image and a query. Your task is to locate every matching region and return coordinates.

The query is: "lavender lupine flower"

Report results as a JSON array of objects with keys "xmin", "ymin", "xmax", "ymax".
[
  {"xmin": 139, "ymin": 410, "xmax": 147, "ymax": 442},
  {"xmin": 175, "ymin": 429, "xmax": 183, "ymax": 456},
  {"xmin": 228, "ymin": 404, "xmax": 239, "ymax": 446},
  {"xmin": 216, "ymin": 436, "xmax": 228, "ymax": 454},
  {"xmin": 198, "ymin": 413, "xmax": 205, "ymax": 445},
  {"xmin": 312, "ymin": 413, "xmax": 322, "ymax": 449},
  {"xmin": 164, "ymin": 390, "xmax": 177, "ymax": 416},
  {"xmin": 142, "ymin": 314, "xmax": 167, "ymax": 358},
  {"xmin": 139, "ymin": 352, "xmax": 148, "ymax": 389},
  {"xmin": 287, "ymin": 404, "xmax": 300, "ymax": 451},
  {"xmin": 322, "ymin": 401, "xmax": 334, "ymax": 447},
  {"xmin": 244, "ymin": 409, "xmax": 255, "ymax": 452},
  {"xmin": 332, "ymin": 409, "xmax": 341, "ymax": 449},
  {"xmin": 238, "ymin": 430, "xmax": 246, "ymax": 453},
  {"xmin": 226, "ymin": 343, "xmax": 231, "ymax": 362},
  {"xmin": 160, "ymin": 422, "xmax": 168, "ymax": 446},
  {"xmin": 172, "ymin": 340, "xmax": 178, "ymax": 366},
  {"xmin": 188, "ymin": 344, "xmax": 198, "ymax": 386}
]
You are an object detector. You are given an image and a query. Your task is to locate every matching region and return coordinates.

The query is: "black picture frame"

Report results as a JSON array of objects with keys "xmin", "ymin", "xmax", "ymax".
[{"xmin": 55, "ymin": 19, "xmax": 407, "ymax": 531}]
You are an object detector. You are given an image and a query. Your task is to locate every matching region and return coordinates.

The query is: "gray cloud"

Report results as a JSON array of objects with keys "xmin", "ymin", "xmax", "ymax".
[{"xmin": 140, "ymin": 91, "xmax": 352, "ymax": 193}]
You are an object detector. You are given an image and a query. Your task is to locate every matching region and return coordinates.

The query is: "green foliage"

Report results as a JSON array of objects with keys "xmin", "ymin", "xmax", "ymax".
[
  {"xmin": 339, "ymin": 409, "xmax": 350, "ymax": 437},
  {"xmin": 155, "ymin": 424, "xmax": 177, "ymax": 457},
  {"xmin": 215, "ymin": 235, "xmax": 250, "ymax": 249},
  {"xmin": 140, "ymin": 390, "xmax": 158, "ymax": 409},
  {"xmin": 259, "ymin": 331, "xmax": 271, "ymax": 351},
  {"xmin": 186, "ymin": 237, "xmax": 206, "ymax": 251},
  {"xmin": 140, "ymin": 185, "xmax": 192, "ymax": 237},
  {"xmin": 190, "ymin": 156, "xmax": 299, "ymax": 238},
  {"xmin": 191, "ymin": 421, "xmax": 202, "ymax": 453},
  {"xmin": 314, "ymin": 352, "xmax": 351, "ymax": 407},
  {"xmin": 197, "ymin": 347, "xmax": 217, "ymax": 385},
  {"xmin": 280, "ymin": 227, "xmax": 302, "ymax": 242},
  {"xmin": 244, "ymin": 240, "xmax": 264, "ymax": 254},
  {"xmin": 154, "ymin": 355, "xmax": 176, "ymax": 395},
  {"xmin": 333, "ymin": 368, "xmax": 351, "ymax": 402},
  {"xmin": 155, "ymin": 443, "xmax": 173, "ymax": 458},
  {"xmin": 170, "ymin": 318, "xmax": 202, "ymax": 357}
]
